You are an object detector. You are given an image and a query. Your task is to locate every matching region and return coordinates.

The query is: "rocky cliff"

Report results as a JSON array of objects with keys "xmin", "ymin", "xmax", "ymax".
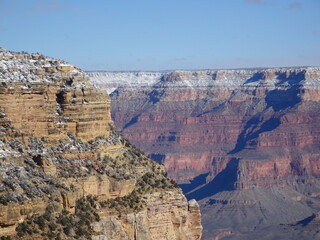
[
  {"xmin": 0, "ymin": 48, "xmax": 202, "ymax": 240},
  {"xmin": 89, "ymin": 67, "xmax": 320, "ymax": 239}
]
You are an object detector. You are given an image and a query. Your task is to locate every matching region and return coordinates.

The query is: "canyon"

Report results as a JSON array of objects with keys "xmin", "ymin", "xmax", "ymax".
[
  {"xmin": 0, "ymin": 48, "xmax": 202, "ymax": 240},
  {"xmin": 89, "ymin": 67, "xmax": 320, "ymax": 239}
]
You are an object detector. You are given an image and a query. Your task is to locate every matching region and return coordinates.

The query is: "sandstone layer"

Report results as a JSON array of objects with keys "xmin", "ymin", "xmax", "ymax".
[
  {"xmin": 0, "ymin": 48, "xmax": 202, "ymax": 240},
  {"xmin": 89, "ymin": 67, "xmax": 320, "ymax": 239}
]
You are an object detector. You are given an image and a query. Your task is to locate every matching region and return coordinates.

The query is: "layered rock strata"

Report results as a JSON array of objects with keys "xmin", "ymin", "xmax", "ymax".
[
  {"xmin": 89, "ymin": 68, "xmax": 320, "ymax": 183},
  {"xmin": 0, "ymin": 48, "xmax": 202, "ymax": 239},
  {"xmin": 89, "ymin": 67, "xmax": 320, "ymax": 239}
]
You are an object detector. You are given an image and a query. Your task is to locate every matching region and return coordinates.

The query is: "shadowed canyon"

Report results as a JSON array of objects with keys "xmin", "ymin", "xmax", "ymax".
[{"xmin": 89, "ymin": 67, "xmax": 320, "ymax": 239}]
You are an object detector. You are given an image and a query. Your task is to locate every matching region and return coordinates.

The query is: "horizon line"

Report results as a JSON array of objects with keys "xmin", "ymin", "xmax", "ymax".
[{"xmin": 85, "ymin": 65, "xmax": 320, "ymax": 73}]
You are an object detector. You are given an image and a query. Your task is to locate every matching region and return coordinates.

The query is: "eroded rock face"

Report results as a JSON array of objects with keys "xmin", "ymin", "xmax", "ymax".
[
  {"xmin": 0, "ymin": 48, "xmax": 202, "ymax": 239},
  {"xmin": 92, "ymin": 193, "xmax": 201, "ymax": 240},
  {"xmin": 89, "ymin": 68, "xmax": 320, "ymax": 183},
  {"xmin": 89, "ymin": 67, "xmax": 320, "ymax": 239},
  {"xmin": 0, "ymin": 51, "xmax": 111, "ymax": 144}
]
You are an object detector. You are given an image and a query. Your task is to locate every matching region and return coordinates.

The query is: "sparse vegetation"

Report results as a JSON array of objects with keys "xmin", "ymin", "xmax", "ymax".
[
  {"xmin": 0, "ymin": 55, "xmax": 180, "ymax": 238},
  {"xmin": 0, "ymin": 236, "xmax": 12, "ymax": 240},
  {"xmin": 15, "ymin": 196, "xmax": 101, "ymax": 240},
  {"xmin": 100, "ymin": 190, "xmax": 144, "ymax": 215}
]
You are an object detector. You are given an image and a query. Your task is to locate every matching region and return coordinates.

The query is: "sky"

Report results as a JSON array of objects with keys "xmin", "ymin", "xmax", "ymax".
[{"xmin": 0, "ymin": 0, "xmax": 319, "ymax": 71}]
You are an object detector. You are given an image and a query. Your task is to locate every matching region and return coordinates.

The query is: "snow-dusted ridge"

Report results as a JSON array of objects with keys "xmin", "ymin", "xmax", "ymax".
[
  {"xmin": 87, "ymin": 67, "xmax": 320, "ymax": 94},
  {"xmin": 87, "ymin": 71, "xmax": 163, "ymax": 93},
  {"xmin": 0, "ymin": 47, "xmax": 85, "ymax": 84}
]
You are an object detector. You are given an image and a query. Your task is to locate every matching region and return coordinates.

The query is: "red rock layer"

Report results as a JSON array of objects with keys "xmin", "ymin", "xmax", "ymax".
[{"xmin": 104, "ymin": 68, "xmax": 320, "ymax": 189}]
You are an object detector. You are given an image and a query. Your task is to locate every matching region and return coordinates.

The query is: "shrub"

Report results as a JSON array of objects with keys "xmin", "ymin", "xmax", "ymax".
[
  {"xmin": 34, "ymin": 215, "xmax": 45, "ymax": 228},
  {"xmin": 16, "ymin": 222, "xmax": 28, "ymax": 237},
  {"xmin": 0, "ymin": 195, "xmax": 10, "ymax": 205},
  {"xmin": 1, "ymin": 236, "xmax": 12, "ymax": 240},
  {"xmin": 48, "ymin": 222, "xmax": 57, "ymax": 231}
]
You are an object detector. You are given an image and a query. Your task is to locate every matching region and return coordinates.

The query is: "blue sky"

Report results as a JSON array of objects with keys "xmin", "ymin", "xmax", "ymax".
[{"xmin": 0, "ymin": 0, "xmax": 319, "ymax": 71}]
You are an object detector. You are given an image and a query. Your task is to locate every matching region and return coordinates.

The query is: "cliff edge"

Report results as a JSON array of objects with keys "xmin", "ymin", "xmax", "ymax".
[{"xmin": 0, "ymin": 48, "xmax": 202, "ymax": 240}]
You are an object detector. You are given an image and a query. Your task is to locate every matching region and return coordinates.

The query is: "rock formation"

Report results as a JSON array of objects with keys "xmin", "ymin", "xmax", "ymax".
[
  {"xmin": 89, "ymin": 67, "xmax": 320, "ymax": 239},
  {"xmin": 0, "ymin": 48, "xmax": 202, "ymax": 240}
]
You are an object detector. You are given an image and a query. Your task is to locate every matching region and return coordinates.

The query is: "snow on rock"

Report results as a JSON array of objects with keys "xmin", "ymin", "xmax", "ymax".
[
  {"xmin": 0, "ymin": 140, "xmax": 21, "ymax": 159},
  {"xmin": 87, "ymin": 71, "xmax": 163, "ymax": 94},
  {"xmin": 0, "ymin": 47, "xmax": 84, "ymax": 84},
  {"xmin": 87, "ymin": 67, "xmax": 320, "ymax": 94}
]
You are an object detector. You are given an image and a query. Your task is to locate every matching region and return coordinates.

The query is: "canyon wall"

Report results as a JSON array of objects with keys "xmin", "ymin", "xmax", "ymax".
[
  {"xmin": 89, "ymin": 68, "xmax": 320, "ymax": 183},
  {"xmin": 0, "ymin": 48, "xmax": 201, "ymax": 239},
  {"xmin": 89, "ymin": 67, "xmax": 320, "ymax": 239}
]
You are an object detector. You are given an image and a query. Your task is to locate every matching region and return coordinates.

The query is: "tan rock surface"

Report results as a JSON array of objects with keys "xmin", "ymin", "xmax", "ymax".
[{"xmin": 0, "ymin": 48, "xmax": 202, "ymax": 239}]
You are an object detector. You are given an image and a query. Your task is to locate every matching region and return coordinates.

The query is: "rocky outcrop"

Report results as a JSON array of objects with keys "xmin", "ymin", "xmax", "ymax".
[
  {"xmin": 92, "ymin": 193, "xmax": 201, "ymax": 240},
  {"xmin": 0, "ymin": 55, "xmax": 111, "ymax": 144},
  {"xmin": 89, "ymin": 67, "xmax": 320, "ymax": 239},
  {"xmin": 0, "ymin": 48, "xmax": 202, "ymax": 239}
]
